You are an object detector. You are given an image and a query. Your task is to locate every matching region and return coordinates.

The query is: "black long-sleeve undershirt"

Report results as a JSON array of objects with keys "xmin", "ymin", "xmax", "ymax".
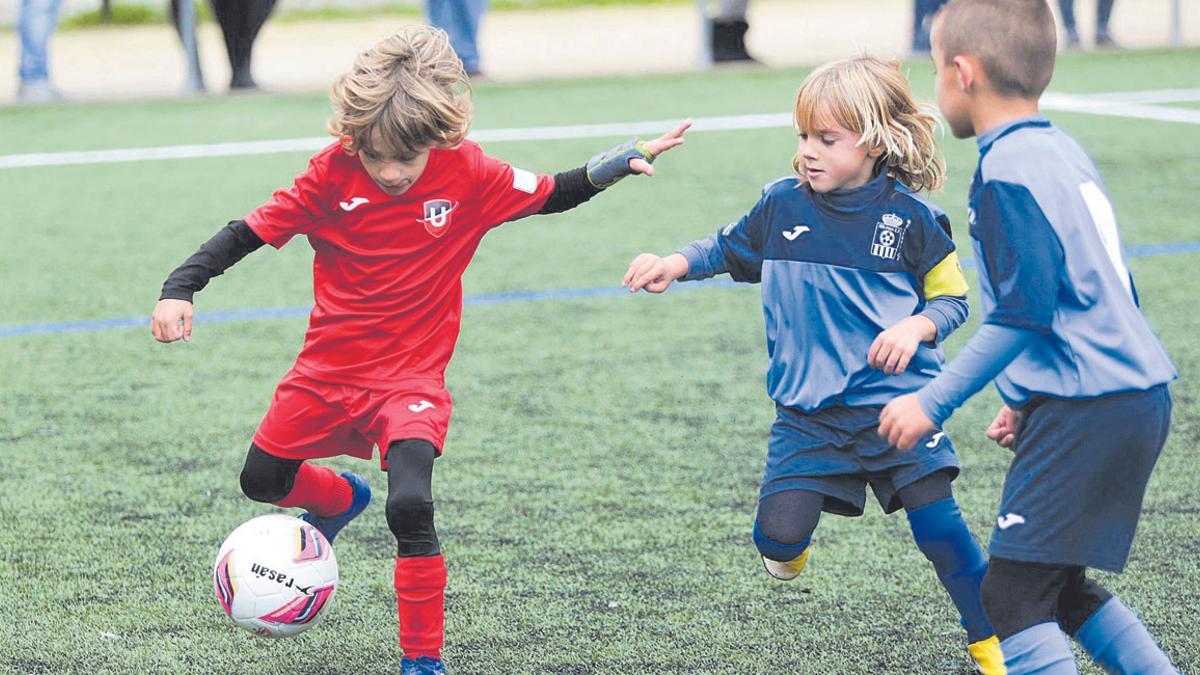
[
  {"xmin": 158, "ymin": 165, "xmax": 602, "ymax": 301},
  {"xmin": 159, "ymin": 220, "xmax": 265, "ymax": 302},
  {"xmin": 538, "ymin": 166, "xmax": 602, "ymax": 214}
]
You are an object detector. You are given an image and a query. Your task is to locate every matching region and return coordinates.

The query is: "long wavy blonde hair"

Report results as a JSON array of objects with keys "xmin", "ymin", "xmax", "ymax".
[
  {"xmin": 792, "ymin": 56, "xmax": 945, "ymax": 192},
  {"xmin": 328, "ymin": 25, "xmax": 472, "ymax": 155}
]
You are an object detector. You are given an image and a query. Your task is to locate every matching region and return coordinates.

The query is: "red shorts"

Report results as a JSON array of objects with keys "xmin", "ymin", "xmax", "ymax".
[{"xmin": 253, "ymin": 369, "xmax": 453, "ymax": 469}]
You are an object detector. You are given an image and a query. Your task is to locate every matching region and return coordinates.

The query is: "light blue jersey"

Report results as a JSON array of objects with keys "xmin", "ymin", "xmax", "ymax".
[
  {"xmin": 969, "ymin": 116, "xmax": 1177, "ymax": 405},
  {"xmin": 679, "ymin": 172, "xmax": 969, "ymax": 412}
]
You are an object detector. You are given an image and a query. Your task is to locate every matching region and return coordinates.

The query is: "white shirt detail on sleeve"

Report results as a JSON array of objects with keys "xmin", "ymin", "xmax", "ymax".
[{"xmin": 512, "ymin": 167, "xmax": 537, "ymax": 194}]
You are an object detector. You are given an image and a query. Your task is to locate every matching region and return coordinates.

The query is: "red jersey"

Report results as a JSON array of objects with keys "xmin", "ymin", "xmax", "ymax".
[{"xmin": 245, "ymin": 140, "xmax": 555, "ymax": 388}]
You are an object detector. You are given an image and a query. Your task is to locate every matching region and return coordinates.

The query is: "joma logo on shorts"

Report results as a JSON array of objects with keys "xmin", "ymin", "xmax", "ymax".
[
  {"xmin": 997, "ymin": 513, "xmax": 1026, "ymax": 530},
  {"xmin": 408, "ymin": 400, "xmax": 435, "ymax": 413}
]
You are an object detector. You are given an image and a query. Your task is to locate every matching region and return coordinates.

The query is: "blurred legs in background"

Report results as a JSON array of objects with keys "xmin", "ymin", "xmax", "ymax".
[
  {"xmin": 426, "ymin": 0, "xmax": 488, "ymax": 76},
  {"xmin": 711, "ymin": 0, "xmax": 757, "ymax": 63},
  {"xmin": 17, "ymin": 0, "xmax": 65, "ymax": 103},
  {"xmin": 170, "ymin": 0, "xmax": 278, "ymax": 90},
  {"xmin": 1059, "ymin": 0, "xmax": 1119, "ymax": 48},
  {"xmin": 210, "ymin": 0, "xmax": 278, "ymax": 89},
  {"xmin": 911, "ymin": 0, "xmax": 949, "ymax": 54}
]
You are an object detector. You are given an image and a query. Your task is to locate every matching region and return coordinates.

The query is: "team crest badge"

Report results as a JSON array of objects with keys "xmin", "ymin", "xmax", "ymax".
[
  {"xmin": 870, "ymin": 212, "xmax": 907, "ymax": 261},
  {"xmin": 419, "ymin": 199, "xmax": 458, "ymax": 238}
]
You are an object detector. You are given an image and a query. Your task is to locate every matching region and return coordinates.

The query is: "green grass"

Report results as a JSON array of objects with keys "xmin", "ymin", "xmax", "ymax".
[
  {"xmin": 56, "ymin": 0, "xmax": 685, "ymax": 30},
  {"xmin": 2, "ymin": 50, "xmax": 1199, "ymax": 674},
  {"xmin": 59, "ymin": 1, "xmax": 213, "ymax": 29}
]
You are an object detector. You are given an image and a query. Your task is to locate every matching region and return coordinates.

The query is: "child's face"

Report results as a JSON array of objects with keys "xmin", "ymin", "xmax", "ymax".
[
  {"xmin": 356, "ymin": 133, "xmax": 433, "ymax": 197},
  {"xmin": 931, "ymin": 33, "xmax": 975, "ymax": 139},
  {"xmin": 796, "ymin": 122, "xmax": 879, "ymax": 193}
]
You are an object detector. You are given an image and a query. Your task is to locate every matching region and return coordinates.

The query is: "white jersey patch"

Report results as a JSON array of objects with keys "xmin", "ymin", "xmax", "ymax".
[{"xmin": 512, "ymin": 167, "xmax": 537, "ymax": 194}]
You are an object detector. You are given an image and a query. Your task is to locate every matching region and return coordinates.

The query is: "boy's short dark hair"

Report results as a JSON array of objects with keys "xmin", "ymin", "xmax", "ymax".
[{"xmin": 934, "ymin": 0, "xmax": 1057, "ymax": 98}]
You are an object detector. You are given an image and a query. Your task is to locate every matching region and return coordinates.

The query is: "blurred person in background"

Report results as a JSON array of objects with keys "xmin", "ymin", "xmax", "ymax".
[
  {"xmin": 711, "ymin": 0, "xmax": 757, "ymax": 63},
  {"xmin": 171, "ymin": 0, "xmax": 278, "ymax": 90},
  {"xmin": 912, "ymin": 0, "xmax": 949, "ymax": 53},
  {"xmin": 426, "ymin": 0, "xmax": 486, "ymax": 76},
  {"xmin": 1059, "ymin": 0, "xmax": 1118, "ymax": 48},
  {"xmin": 17, "ymin": 0, "xmax": 65, "ymax": 103}
]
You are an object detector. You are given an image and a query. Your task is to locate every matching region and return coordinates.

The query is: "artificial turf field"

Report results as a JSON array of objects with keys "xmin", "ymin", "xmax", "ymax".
[{"xmin": 1, "ymin": 48, "xmax": 1198, "ymax": 674}]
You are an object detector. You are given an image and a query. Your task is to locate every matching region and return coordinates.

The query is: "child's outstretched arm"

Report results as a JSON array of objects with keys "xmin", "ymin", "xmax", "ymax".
[
  {"xmin": 150, "ymin": 220, "xmax": 266, "ymax": 343},
  {"xmin": 625, "ymin": 180, "xmax": 776, "ymax": 295},
  {"xmin": 879, "ymin": 323, "xmax": 1036, "ymax": 449},
  {"xmin": 589, "ymin": 120, "xmax": 690, "ymax": 184},
  {"xmin": 623, "ymin": 253, "xmax": 689, "ymax": 293},
  {"xmin": 535, "ymin": 120, "xmax": 690, "ymax": 215}
]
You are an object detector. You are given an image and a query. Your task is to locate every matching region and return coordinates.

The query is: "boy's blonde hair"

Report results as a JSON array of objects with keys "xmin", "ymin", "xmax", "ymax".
[
  {"xmin": 792, "ymin": 57, "xmax": 945, "ymax": 193},
  {"xmin": 328, "ymin": 26, "xmax": 472, "ymax": 155},
  {"xmin": 933, "ymin": 0, "xmax": 1056, "ymax": 98}
]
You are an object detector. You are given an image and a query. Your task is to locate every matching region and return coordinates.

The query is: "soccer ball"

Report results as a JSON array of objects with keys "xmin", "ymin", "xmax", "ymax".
[{"xmin": 212, "ymin": 514, "xmax": 339, "ymax": 638}]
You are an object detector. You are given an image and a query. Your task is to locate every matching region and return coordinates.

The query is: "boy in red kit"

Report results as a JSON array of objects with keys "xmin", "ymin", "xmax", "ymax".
[{"xmin": 150, "ymin": 26, "xmax": 687, "ymax": 675}]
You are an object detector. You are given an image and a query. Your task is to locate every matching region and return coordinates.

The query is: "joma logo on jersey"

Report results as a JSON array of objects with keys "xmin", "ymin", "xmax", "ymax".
[
  {"xmin": 870, "ymin": 212, "xmax": 907, "ymax": 261},
  {"xmin": 418, "ymin": 199, "xmax": 459, "ymax": 238}
]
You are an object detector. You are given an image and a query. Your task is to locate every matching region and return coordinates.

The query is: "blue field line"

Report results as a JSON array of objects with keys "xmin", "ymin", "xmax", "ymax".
[{"xmin": 4, "ymin": 240, "xmax": 1200, "ymax": 339}]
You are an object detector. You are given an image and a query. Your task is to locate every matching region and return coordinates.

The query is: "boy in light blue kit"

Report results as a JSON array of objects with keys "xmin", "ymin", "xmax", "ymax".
[
  {"xmin": 624, "ymin": 56, "xmax": 1004, "ymax": 672},
  {"xmin": 879, "ymin": 1, "xmax": 1180, "ymax": 673}
]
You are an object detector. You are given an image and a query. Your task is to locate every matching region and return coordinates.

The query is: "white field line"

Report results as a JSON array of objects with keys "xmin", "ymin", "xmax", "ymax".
[
  {"xmin": 1053, "ymin": 88, "xmax": 1200, "ymax": 105},
  {"xmin": 0, "ymin": 113, "xmax": 792, "ymax": 170},
  {"xmin": 3, "ymin": 89, "xmax": 1199, "ymax": 170},
  {"xmin": 1042, "ymin": 91, "xmax": 1200, "ymax": 125}
]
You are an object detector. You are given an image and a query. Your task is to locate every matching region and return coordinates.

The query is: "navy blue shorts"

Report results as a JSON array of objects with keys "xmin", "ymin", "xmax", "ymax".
[
  {"xmin": 761, "ymin": 404, "xmax": 960, "ymax": 516},
  {"xmin": 989, "ymin": 385, "xmax": 1172, "ymax": 573}
]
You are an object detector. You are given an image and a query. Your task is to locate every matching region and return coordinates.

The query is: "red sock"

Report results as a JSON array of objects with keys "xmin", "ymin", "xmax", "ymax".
[
  {"xmin": 273, "ymin": 462, "xmax": 352, "ymax": 516},
  {"xmin": 394, "ymin": 555, "xmax": 446, "ymax": 660}
]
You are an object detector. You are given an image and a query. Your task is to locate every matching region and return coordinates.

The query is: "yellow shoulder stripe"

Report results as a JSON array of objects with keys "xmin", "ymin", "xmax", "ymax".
[{"xmin": 923, "ymin": 251, "xmax": 969, "ymax": 300}]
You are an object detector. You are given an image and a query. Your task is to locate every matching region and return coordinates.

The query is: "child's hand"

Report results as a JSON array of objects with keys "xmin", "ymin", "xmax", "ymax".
[
  {"xmin": 629, "ymin": 119, "xmax": 692, "ymax": 176},
  {"xmin": 151, "ymin": 299, "xmax": 195, "ymax": 343},
  {"xmin": 623, "ymin": 253, "xmax": 689, "ymax": 293},
  {"xmin": 985, "ymin": 405, "xmax": 1021, "ymax": 449},
  {"xmin": 878, "ymin": 393, "xmax": 936, "ymax": 451},
  {"xmin": 868, "ymin": 315, "xmax": 937, "ymax": 375},
  {"xmin": 587, "ymin": 120, "xmax": 692, "ymax": 188}
]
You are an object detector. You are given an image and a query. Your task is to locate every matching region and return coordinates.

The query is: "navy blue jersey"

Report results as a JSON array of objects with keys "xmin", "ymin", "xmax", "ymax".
[
  {"xmin": 679, "ymin": 172, "xmax": 969, "ymax": 411},
  {"xmin": 969, "ymin": 116, "xmax": 1177, "ymax": 405}
]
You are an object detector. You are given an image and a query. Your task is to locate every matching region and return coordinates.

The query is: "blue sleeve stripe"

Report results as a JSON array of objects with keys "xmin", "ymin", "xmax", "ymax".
[
  {"xmin": 918, "ymin": 294, "xmax": 969, "ymax": 345},
  {"xmin": 917, "ymin": 323, "xmax": 1036, "ymax": 424},
  {"xmin": 678, "ymin": 235, "xmax": 724, "ymax": 281},
  {"xmin": 973, "ymin": 181, "xmax": 1064, "ymax": 332}
]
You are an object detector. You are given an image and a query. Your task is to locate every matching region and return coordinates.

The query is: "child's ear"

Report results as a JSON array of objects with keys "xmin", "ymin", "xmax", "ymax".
[{"xmin": 951, "ymin": 55, "xmax": 976, "ymax": 92}]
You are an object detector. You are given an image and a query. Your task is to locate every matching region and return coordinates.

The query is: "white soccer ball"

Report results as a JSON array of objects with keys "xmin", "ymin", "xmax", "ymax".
[{"xmin": 212, "ymin": 514, "xmax": 339, "ymax": 638}]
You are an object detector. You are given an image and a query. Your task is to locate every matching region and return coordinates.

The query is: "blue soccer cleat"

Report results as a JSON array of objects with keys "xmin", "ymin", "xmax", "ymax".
[
  {"xmin": 401, "ymin": 656, "xmax": 447, "ymax": 675},
  {"xmin": 300, "ymin": 472, "xmax": 371, "ymax": 544}
]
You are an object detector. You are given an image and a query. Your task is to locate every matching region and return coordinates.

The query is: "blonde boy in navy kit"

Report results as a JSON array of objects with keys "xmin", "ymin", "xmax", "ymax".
[
  {"xmin": 879, "ymin": 1, "xmax": 1179, "ymax": 673},
  {"xmin": 625, "ymin": 57, "xmax": 1004, "ymax": 673}
]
